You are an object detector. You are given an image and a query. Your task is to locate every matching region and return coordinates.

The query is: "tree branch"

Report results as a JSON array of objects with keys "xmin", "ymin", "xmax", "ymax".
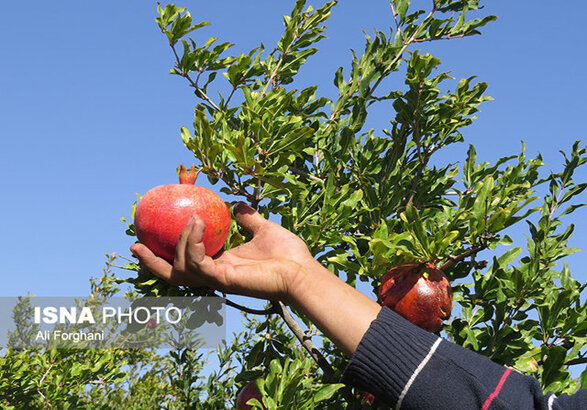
[
  {"xmin": 211, "ymin": 170, "xmax": 257, "ymax": 203},
  {"xmin": 369, "ymin": 9, "xmax": 436, "ymax": 97},
  {"xmin": 273, "ymin": 301, "xmax": 335, "ymax": 380},
  {"xmin": 412, "ymin": 33, "xmax": 466, "ymax": 43},
  {"xmin": 405, "ymin": 81, "xmax": 425, "ymax": 206},
  {"xmin": 223, "ymin": 297, "xmax": 279, "ymax": 315},
  {"xmin": 260, "ymin": 12, "xmax": 309, "ymax": 98},
  {"xmin": 565, "ymin": 357, "xmax": 587, "ymax": 366},
  {"xmin": 439, "ymin": 242, "xmax": 488, "ymax": 271},
  {"xmin": 322, "ymin": 9, "xmax": 435, "ymax": 138},
  {"xmin": 221, "ymin": 295, "xmax": 336, "ymax": 379},
  {"xmin": 261, "ymin": 48, "xmax": 289, "ymax": 98},
  {"xmin": 169, "ymin": 43, "xmax": 241, "ymax": 132},
  {"xmin": 170, "ymin": 44, "xmax": 223, "ymax": 112},
  {"xmin": 289, "ymin": 166, "xmax": 325, "ymax": 184}
]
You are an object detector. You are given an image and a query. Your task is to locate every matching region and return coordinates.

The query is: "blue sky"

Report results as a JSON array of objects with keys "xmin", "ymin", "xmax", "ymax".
[{"xmin": 1, "ymin": 0, "xmax": 586, "ymax": 308}]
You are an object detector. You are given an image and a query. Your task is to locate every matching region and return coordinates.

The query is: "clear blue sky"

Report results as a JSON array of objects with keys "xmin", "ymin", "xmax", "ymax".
[{"xmin": 1, "ymin": 0, "xmax": 585, "ymax": 305}]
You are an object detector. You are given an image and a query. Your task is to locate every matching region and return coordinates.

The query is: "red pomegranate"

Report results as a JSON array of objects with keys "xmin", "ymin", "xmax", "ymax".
[
  {"xmin": 236, "ymin": 381, "xmax": 265, "ymax": 410},
  {"xmin": 378, "ymin": 262, "xmax": 452, "ymax": 332},
  {"xmin": 134, "ymin": 164, "xmax": 231, "ymax": 262}
]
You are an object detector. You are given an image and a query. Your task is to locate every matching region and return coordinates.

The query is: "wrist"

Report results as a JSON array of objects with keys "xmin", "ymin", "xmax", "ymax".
[{"xmin": 281, "ymin": 257, "xmax": 330, "ymax": 306}]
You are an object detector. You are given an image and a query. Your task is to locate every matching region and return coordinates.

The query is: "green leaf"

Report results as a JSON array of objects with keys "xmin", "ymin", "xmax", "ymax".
[
  {"xmin": 313, "ymin": 383, "xmax": 345, "ymax": 402},
  {"xmin": 341, "ymin": 189, "xmax": 363, "ymax": 208},
  {"xmin": 496, "ymin": 247, "xmax": 521, "ymax": 267},
  {"xmin": 180, "ymin": 126, "xmax": 192, "ymax": 144},
  {"xmin": 268, "ymin": 127, "xmax": 314, "ymax": 155},
  {"xmin": 464, "ymin": 144, "xmax": 477, "ymax": 188},
  {"xmin": 401, "ymin": 203, "xmax": 430, "ymax": 259},
  {"xmin": 498, "ymin": 235, "xmax": 513, "ymax": 245},
  {"xmin": 580, "ymin": 367, "xmax": 587, "ymax": 389},
  {"xmin": 373, "ymin": 221, "xmax": 389, "ymax": 240},
  {"xmin": 472, "ymin": 176, "xmax": 494, "ymax": 230},
  {"xmin": 542, "ymin": 346, "xmax": 567, "ymax": 391},
  {"xmin": 394, "ymin": 0, "xmax": 411, "ymax": 23}
]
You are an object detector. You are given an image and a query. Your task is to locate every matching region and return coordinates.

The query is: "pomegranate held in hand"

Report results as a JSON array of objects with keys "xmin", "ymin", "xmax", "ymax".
[
  {"xmin": 236, "ymin": 381, "xmax": 265, "ymax": 410},
  {"xmin": 378, "ymin": 262, "xmax": 452, "ymax": 332},
  {"xmin": 134, "ymin": 164, "xmax": 231, "ymax": 262}
]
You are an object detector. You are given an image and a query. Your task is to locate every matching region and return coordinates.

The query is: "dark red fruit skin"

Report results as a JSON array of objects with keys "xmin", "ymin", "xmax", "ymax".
[
  {"xmin": 134, "ymin": 166, "xmax": 231, "ymax": 262},
  {"xmin": 378, "ymin": 262, "xmax": 452, "ymax": 332},
  {"xmin": 236, "ymin": 381, "xmax": 265, "ymax": 410}
]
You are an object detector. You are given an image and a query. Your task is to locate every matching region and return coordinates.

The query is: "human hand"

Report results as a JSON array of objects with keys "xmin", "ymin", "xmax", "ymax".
[
  {"xmin": 131, "ymin": 202, "xmax": 381, "ymax": 356},
  {"xmin": 130, "ymin": 202, "xmax": 314, "ymax": 303}
]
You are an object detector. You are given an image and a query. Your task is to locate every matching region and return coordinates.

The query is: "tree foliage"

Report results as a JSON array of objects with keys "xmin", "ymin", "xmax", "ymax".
[{"xmin": 2, "ymin": 1, "xmax": 585, "ymax": 408}]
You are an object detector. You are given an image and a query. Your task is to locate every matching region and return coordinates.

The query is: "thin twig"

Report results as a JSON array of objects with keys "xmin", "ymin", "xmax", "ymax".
[
  {"xmin": 38, "ymin": 361, "xmax": 55, "ymax": 386},
  {"xmin": 370, "ymin": 9, "xmax": 436, "ymax": 95},
  {"xmin": 261, "ymin": 49, "xmax": 288, "ymax": 97},
  {"xmin": 169, "ymin": 43, "xmax": 242, "ymax": 132},
  {"xmin": 35, "ymin": 360, "xmax": 55, "ymax": 404},
  {"xmin": 389, "ymin": 1, "xmax": 400, "ymax": 32},
  {"xmin": 439, "ymin": 242, "xmax": 488, "ymax": 271},
  {"xmin": 170, "ymin": 43, "xmax": 222, "ymax": 112},
  {"xmin": 321, "ymin": 9, "xmax": 435, "ymax": 139},
  {"xmin": 225, "ymin": 84, "xmax": 239, "ymax": 107},
  {"xmin": 550, "ymin": 183, "xmax": 566, "ymax": 218},
  {"xmin": 289, "ymin": 166, "xmax": 325, "ymax": 184},
  {"xmin": 405, "ymin": 82, "xmax": 425, "ymax": 206},
  {"xmin": 565, "ymin": 357, "xmax": 587, "ymax": 366},
  {"xmin": 223, "ymin": 297, "xmax": 279, "ymax": 315},
  {"xmin": 213, "ymin": 171, "xmax": 257, "ymax": 203},
  {"xmin": 412, "ymin": 33, "xmax": 466, "ymax": 43},
  {"xmin": 260, "ymin": 12, "xmax": 309, "ymax": 98}
]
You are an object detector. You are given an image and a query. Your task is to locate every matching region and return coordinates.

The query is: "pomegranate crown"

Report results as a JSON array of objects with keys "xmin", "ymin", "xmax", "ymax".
[{"xmin": 178, "ymin": 164, "xmax": 201, "ymax": 185}]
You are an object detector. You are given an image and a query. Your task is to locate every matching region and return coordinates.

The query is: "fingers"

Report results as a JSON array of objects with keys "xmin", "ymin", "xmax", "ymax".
[
  {"xmin": 185, "ymin": 215, "xmax": 209, "ymax": 270},
  {"xmin": 132, "ymin": 205, "xmax": 266, "ymax": 290},
  {"xmin": 233, "ymin": 202, "xmax": 267, "ymax": 235},
  {"xmin": 173, "ymin": 215, "xmax": 196, "ymax": 270},
  {"xmin": 131, "ymin": 215, "xmax": 213, "ymax": 288},
  {"xmin": 130, "ymin": 243, "xmax": 173, "ymax": 281}
]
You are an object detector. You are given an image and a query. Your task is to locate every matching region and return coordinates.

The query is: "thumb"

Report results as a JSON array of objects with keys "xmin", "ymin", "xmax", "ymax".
[
  {"xmin": 233, "ymin": 202, "xmax": 266, "ymax": 235},
  {"xmin": 130, "ymin": 243, "xmax": 173, "ymax": 280}
]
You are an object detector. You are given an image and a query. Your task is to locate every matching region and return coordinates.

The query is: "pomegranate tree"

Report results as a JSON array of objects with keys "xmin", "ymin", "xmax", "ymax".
[
  {"xmin": 378, "ymin": 262, "xmax": 452, "ymax": 332},
  {"xmin": 134, "ymin": 164, "xmax": 231, "ymax": 262}
]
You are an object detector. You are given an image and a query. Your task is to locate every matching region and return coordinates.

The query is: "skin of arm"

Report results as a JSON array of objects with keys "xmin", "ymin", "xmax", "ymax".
[{"xmin": 130, "ymin": 202, "xmax": 381, "ymax": 356}]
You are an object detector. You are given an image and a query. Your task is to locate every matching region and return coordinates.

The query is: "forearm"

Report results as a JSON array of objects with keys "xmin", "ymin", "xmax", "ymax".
[{"xmin": 285, "ymin": 258, "xmax": 381, "ymax": 357}]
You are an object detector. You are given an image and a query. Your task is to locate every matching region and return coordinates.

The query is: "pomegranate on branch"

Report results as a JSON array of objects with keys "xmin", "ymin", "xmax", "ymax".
[{"xmin": 378, "ymin": 262, "xmax": 452, "ymax": 332}]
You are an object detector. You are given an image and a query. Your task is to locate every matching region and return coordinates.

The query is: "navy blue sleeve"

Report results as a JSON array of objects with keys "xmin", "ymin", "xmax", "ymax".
[{"xmin": 342, "ymin": 307, "xmax": 586, "ymax": 409}]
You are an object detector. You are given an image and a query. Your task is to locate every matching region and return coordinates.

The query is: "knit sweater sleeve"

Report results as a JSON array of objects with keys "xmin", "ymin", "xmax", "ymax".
[{"xmin": 342, "ymin": 307, "xmax": 586, "ymax": 409}]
